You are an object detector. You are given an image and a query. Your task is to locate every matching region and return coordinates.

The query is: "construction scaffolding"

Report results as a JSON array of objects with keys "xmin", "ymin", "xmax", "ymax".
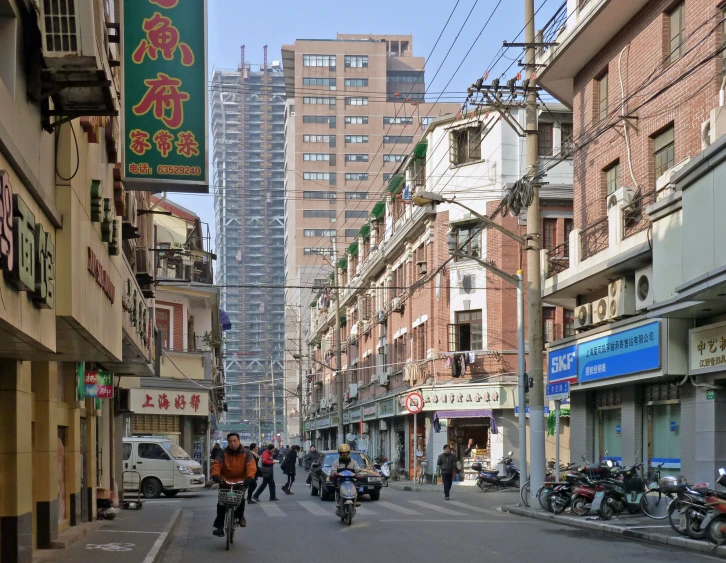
[{"xmin": 212, "ymin": 46, "xmax": 286, "ymax": 438}]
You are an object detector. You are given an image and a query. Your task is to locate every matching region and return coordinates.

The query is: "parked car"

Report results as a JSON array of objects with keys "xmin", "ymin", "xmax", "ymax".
[
  {"xmin": 309, "ymin": 450, "xmax": 382, "ymax": 501},
  {"xmin": 123, "ymin": 437, "xmax": 205, "ymax": 498}
]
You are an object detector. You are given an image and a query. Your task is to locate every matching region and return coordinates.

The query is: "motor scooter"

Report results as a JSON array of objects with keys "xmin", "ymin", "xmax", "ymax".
[
  {"xmin": 374, "ymin": 456, "xmax": 392, "ymax": 487},
  {"xmin": 592, "ymin": 462, "xmax": 647, "ymax": 520},
  {"xmin": 569, "ymin": 473, "xmax": 598, "ymax": 517},
  {"xmin": 474, "ymin": 451, "xmax": 520, "ymax": 492},
  {"xmin": 332, "ymin": 469, "xmax": 359, "ymax": 526}
]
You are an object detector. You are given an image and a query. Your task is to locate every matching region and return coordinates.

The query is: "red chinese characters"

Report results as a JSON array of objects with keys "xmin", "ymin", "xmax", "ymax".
[
  {"xmin": 142, "ymin": 394, "xmax": 154, "ymax": 408},
  {"xmin": 132, "ymin": 12, "xmax": 194, "ymax": 66},
  {"xmin": 149, "ymin": 0, "xmax": 178, "ymax": 7},
  {"xmin": 175, "ymin": 131, "xmax": 199, "ymax": 157},
  {"xmin": 129, "ymin": 129, "xmax": 152, "ymax": 156},
  {"xmin": 174, "ymin": 394, "xmax": 187, "ymax": 410},
  {"xmin": 190, "ymin": 394, "xmax": 200, "ymax": 412},
  {"xmin": 153, "ymin": 130, "xmax": 174, "ymax": 157},
  {"xmin": 158, "ymin": 393, "xmax": 171, "ymax": 410},
  {"xmin": 133, "ymin": 73, "xmax": 190, "ymax": 130}
]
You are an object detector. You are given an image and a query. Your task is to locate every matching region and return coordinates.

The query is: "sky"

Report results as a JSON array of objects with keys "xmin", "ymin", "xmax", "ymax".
[{"xmin": 168, "ymin": 0, "xmax": 562, "ymax": 246}]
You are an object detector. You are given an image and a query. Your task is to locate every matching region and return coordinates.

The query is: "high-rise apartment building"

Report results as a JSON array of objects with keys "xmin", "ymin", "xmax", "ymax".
[
  {"xmin": 212, "ymin": 47, "xmax": 286, "ymax": 440},
  {"xmin": 281, "ymin": 35, "xmax": 458, "ymax": 441}
]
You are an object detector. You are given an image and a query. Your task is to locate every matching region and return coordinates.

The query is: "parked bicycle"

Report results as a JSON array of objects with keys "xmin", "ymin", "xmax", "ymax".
[
  {"xmin": 417, "ymin": 458, "xmax": 428, "ymax": 485},
  {"xmin": 217, "ymin": 480, "xmax": 247, "ymax": 551}
]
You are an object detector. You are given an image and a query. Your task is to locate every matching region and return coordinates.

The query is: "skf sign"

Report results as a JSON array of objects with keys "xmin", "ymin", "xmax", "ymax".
[{"xmin": 548, "ymin": 345, "xmax": 577, "ymax": 384}]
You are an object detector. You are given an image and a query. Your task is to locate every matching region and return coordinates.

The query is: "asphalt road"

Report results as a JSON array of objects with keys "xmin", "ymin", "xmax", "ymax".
[{"xmin": 157, "ymin": 467, "xmax": 720, "ymax": 563}]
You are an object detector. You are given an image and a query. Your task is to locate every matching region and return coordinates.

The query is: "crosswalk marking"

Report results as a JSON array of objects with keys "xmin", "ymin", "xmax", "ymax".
[
  {"xmin": 376, "ymin": 501, "xmax": 420, "ymax": 515},
  {"xmin": 446, "ymin": 501, "xmax": 495, "ymax": 514},
  {"xmin": 297, "ymin": 501, "xmax": 331, "ymax": 516},
  {"xmin": 407, "ymin": 500, "xmax": 465, "ymax": 515},
  {"xmin": 355, "ymin": 506, "xmax": 377, "ymax": 515},
  {"xmin": 258, "ymin": 502, "xmax": 286, "ymax": 517}
]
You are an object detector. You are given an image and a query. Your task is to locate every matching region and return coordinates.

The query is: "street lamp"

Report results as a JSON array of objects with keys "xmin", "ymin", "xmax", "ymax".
[{"xmin": 412, "ymin": 191, "xmax": 529, "ymax": 501}]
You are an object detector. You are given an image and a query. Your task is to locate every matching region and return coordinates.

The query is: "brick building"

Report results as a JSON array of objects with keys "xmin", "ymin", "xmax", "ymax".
[
  {"xmin": 537, "ymin": 0, "xmax": 726, "ymax": 480},
  {"xmin": 305, "ymin": 104, "xmax": 573, "ymax": 481}
]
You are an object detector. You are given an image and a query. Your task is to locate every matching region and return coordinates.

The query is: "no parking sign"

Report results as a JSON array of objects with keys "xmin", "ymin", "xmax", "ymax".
[{"xmin": 405, "ymin": 392, "xmax": 424, "ymax": 414}]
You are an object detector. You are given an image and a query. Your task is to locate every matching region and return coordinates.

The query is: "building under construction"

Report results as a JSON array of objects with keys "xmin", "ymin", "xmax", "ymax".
[{"xmin": 212, "ymin": 46, "xmax": 286, "ymax": 440}]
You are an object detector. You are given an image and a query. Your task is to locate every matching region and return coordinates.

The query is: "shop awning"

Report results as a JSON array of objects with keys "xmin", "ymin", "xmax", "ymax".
[
  {"xmin": 433, "ymin": 409, "xmax": 497, "ymax": 434},
  {"xmin": 220, "ymin": 309, "xmax": 232, "ymax": 331}
]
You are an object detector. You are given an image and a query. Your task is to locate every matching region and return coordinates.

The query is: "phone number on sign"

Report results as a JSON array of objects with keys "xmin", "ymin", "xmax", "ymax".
[{"xmin": 157, "ymin": 165, "xmax": 202, "ymax": 176}]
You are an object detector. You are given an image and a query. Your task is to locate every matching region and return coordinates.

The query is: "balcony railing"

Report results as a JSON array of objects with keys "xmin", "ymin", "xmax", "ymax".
[
  {"xmin": 545, "ymin": 240, "xmax": 570, "ymax": 278},
  {"xmin": 536, "ymin": 1, "xmax": 567, "ymax": 58},
  {"xmin": 580, "ymin": 216, "xmax": 609, "ymax": 261},
  {"xmin": 622, "ymin": 189, "xmax": 656, "ymax": 240}
]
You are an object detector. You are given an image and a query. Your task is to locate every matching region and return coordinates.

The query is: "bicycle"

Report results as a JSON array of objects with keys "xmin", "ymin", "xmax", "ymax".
[
  {"xmin": 417, "ymin": 458, "xmax": 428, "ymax": 485},
  {"xmin": 640, "ymin": 463, "xmax": 675, "ymax": 520},
  {"xmin": 521, "ymin": 459, "xmax": 578, "ymax": 507},
  {"xmin": 217, "ymin": 481, "xmax": 247, "ymax": 551}
]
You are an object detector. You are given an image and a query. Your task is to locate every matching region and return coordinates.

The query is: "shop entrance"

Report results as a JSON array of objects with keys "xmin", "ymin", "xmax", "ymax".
[
  {"xmin": 449, "ymin": 418, "xmax": 490, "ymax": 482},
  {"xmin": 644, "ymin": 380, "xmax": 681, "ymax": 478},
  {"xmin": 596, "ymin": 389, "xmax": 622, "ymax": 463}
]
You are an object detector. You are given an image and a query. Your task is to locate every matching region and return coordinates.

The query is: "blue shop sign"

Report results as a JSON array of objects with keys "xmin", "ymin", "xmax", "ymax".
[
  {"xmin": 578, "ymin": 321, "xmax": 660, "ymax": 383},
  {"xmin": 548, "ymin": 345, "xmax": 577, "ymax": 384}
]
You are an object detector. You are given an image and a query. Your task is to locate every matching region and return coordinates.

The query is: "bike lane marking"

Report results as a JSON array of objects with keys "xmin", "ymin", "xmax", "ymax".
[
  {"xmin": 376, "ymin": 501, "xmax": 420, "ymax": 515},
  {"xmin": 297, "ymin": 501, "xmax": 333, "ymax": 516},
  {"xmin": 407, "ymin": 500, "xmax": 465, "ymax": 515},
  {"xmin": 259, "ymin": 502, "xmax": 287, "ymax": 517}
]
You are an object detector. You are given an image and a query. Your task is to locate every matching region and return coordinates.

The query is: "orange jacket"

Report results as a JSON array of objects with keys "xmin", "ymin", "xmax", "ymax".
[{"xmin": 211, "ymin": 447, "xmax": 257, "ymax": 482}]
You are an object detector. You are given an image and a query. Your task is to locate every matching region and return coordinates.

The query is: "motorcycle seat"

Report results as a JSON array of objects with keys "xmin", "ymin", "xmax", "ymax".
[{"xmin": 481, "ymin": 469, "xmax": 499, "ymax": 476}]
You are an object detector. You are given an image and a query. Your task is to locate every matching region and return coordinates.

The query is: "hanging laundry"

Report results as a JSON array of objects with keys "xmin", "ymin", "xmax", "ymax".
[
  {"xmin": 458, "ymin": 354, "xmax": 467, "ymax": 375},
  {"xmin": 444, "ymin": 356, "xmax": 452, "ymax": 370},
  {"xmin": 468, "ymin": 351, "xmax": 476, "ymax": 364},
  {"xmin": 452, "ymin": 353, "xmax": 462, "ymax": 377}
]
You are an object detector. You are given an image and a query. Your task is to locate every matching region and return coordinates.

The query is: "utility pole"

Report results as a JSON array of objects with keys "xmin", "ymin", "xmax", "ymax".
[
  {"xmin": 298, "ymin": 316, "xmax": 304, "ymax": 448},
  {"xmin": 331, "ymin": 237, "xmax": 345, "ymax": 444},
  {"xmin": 524, "ymin": 0, "xmax": 546, "ymax": 501}
]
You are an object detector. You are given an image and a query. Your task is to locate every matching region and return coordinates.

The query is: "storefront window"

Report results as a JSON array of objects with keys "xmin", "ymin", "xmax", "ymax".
[
  {"xmin": 648, "ymin": 404, "xmax": 681, "ymax": 477},
  {"xmin": 599, "ymin": 409, "xmax": 622, "ymax": 463}
]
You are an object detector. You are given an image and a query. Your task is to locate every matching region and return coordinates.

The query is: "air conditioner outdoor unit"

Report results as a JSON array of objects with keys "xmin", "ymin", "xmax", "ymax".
[
  {"xmin": 575, "ymin": 303, "xmax": 592, "ymax": 329},
  {"xmin": 608, "ymin": 278, "xmax": 635, "ymax": 319},
  {"xmin": 124, "ymin": 191, "xmax": 138, "ymax": 227},
  {"xmin": 377, "ymin": 310, "xmax": 387, "ymax": 324},
  {"xmin": 592, "ymin": 297, "xmax": 610, "ymax": 324},
  {"xmin": 702, "ymin": 107, "xmax": 726, "ymax": 149},
  {"xmin": 635, "ymin": 265, "xmax": 654, "ymax": 311},
  {"xmin": 362, "ymin": 320, "xmax": 371, "ymax": 336},
  {"xmin": 391, "ymin": 297, "xmax": 403, "ymax": 312},
  {"xmin": 378, "ymin": 372, "xmax": 389, "ymax": 386},
  {"xmin": 655, "ymin": 158, "xmax": 691, "ymax": 193},
  {"xmin": 320, "ymin": 398, "xmax": 328, "ymax": 409},
  {"xmin": 135, "ymin": 248, "xmax": 151, "ymax": 275},
  {"xmin": 348, "ymin": 383, "xmax": 358, "ymax": 398},
  {"xmin": 607, "ymin": 186, "xmax": 635, "ymax": 211},
  {"xmin": 417, "ymin": 261, "xmax": 428, "ymax": 275},
  {"xmin": 39, "ymin": 0, "xmax": 100, "ymax": 70}
]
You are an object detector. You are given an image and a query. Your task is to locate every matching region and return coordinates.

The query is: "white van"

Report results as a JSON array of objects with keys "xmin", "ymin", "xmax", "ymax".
[{"xmin": 123, "ymin": 437, "xmax": 205, "ymax": 498}]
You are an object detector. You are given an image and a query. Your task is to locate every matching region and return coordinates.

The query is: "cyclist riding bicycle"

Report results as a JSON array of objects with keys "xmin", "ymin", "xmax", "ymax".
[{"xmin": 211, "ymin": 433, "xmax": 256, "ymax": 536}]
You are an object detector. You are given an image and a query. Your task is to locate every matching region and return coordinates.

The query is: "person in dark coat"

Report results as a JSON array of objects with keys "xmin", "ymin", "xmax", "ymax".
[{"xmin": 282, "ymin": 445, "xmax": 300, "ymax": 494}]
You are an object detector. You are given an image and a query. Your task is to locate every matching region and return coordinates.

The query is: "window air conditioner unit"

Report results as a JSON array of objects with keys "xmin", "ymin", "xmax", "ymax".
[
  {"xmin": 135, "ymin": 247, "xmax": 151, "ymax": 275},
  {"xmin": 635, "ymin": 265, "xmax": 654, "ymax": 311},
  {"xmin": 606, "ymin": 186, "xmax": 635, "ymax": 212},
  {"xmin": 377, "ymin": 310, "xmax": 387, "ymax": 324},
  {"xmin": 348, "ymin": 383, "xmax": 358, "ymax": 398},
  {"xmin": 391, "ymin": 297, "xmax": 404, "ymax": 312},
  {"xmin": 362, "ymin": 320, "xmax": 371, "ymax": 336},
  {"xmin": 575, "ymin": 303, "xmax": 592, "ymax": 329},
  {"xmin": 417, "ymin": 261, "xmax": 427, "ymax": 275},
  {"xmin": 592, "ymin": 297, "xmax": 610, "ymax": 324},
  {"xmin": 320, "ymin": 397, "xmax": 328, "ymax": 409},
  {"xmin": 608, "ymin": 278, "xmax": 635, "ymax": 319}
]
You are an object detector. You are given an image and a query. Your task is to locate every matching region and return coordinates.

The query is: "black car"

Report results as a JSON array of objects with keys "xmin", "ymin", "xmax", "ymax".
[{"xmin": 309, "ymin": 450, "xmax": 382, "ymax": 501}]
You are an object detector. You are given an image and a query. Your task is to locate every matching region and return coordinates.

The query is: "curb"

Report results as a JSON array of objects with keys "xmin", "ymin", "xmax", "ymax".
[
  {"xmin": 148, "ymin": 508, "xmax": 182, "ymax": 563},
  {"xmin": 501, "ymin": 505, "xmax": 726, "ymax": 559}
]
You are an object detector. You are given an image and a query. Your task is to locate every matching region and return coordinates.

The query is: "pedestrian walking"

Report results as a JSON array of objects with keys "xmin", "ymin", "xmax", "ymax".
[
  {"xmin": 304, "ymin": 445, "xmax": 318, "ymax": 485},
  {"xmin": 246, "ymin": 443, "xmax": 260, "ymax": 503},
  {"xmin": 282, "ymin": 445, "xmax": 300, "ymax": 494},
  {"xmin": 436, "ymin": 444, "xmax": 458, "ymax": 500},
  {"xmin": 252, "ymin": 444, "xmax": 279, "ymax": 501}
]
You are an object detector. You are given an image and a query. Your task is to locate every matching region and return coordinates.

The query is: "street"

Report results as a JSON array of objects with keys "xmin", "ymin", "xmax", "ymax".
[{"xmin": 156, "ymin": 469, "xmax": 718, "ymax": 563}]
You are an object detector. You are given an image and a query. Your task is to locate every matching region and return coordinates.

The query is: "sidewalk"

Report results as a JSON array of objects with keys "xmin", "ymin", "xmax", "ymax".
[
  {"xmin": 501, "ymin": 504, "xmax": 726, "ymax": 559},
  {"xmin": 33, "ymin": 502, "xmax": 181, "ymax": 563}
]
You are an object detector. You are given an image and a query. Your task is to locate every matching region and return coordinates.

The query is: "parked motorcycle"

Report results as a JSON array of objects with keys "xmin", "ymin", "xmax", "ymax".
[
  {"xmin": 474, "ymin": 451, "xmax": 520, "ymax": 492},
  {"xmin": 593, "ymin": 462, "xmax": 647, "ymax": 520},
  {"xmin": 332, "ymin": 469, "xmax": 359, "ymax": 526},
  {"xmin": 690, "ymin": 469, "xmax": 726, "ymax": 545},
  {"xmin": 567, "ymin": 473, "xmax": 599, "ymax": 516},
  {"xmin": 373, "ymin": 457, "xmax": 392, "ymax": 487}
]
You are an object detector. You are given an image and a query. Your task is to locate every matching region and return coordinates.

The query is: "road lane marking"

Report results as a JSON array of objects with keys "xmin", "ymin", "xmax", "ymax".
[
  {"xmin": 297, "ymin": 501, "xmax": 332, "ymax": 516},
  {"xmin": 259, "ymin": 502, "xmax": 286, "ymax": 517},
  {"xmin": 380, "ymin": 519, "xmax": 513, "ymax": 523},
  {"xmin": 377, "ymin": 501, "xmax": 420, "ymax": 515},
  {"xmin": 142, "ymin": 532, "xmax": 167, "ymax": 563},
  {"xmin": 408, "ymin": 500, "xmax": 465, "ymax": 515},
  {"xmin": 97, "ymin": 530, "xmax": 162, "ymax": 534},
  {"xmin": 446, "ymin": 501, "xmax": 499, "ymax": 514},
  {"xmin": 355, "ymin": 506, "xmax": 377, "ymax": 515}
]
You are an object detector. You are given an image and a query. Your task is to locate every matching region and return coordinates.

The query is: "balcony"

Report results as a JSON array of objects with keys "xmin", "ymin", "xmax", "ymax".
[{"xmin": 157, "ymin": 248, "xmax": 214, "ymax": 285}]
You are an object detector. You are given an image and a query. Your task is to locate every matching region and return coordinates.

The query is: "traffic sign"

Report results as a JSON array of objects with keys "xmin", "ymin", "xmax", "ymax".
[
  {"xmin": 404, "ymin": 392, "xmax": 424, "ymax": 414},
  {"xmin": 546, "ymin": 381, "xmax": 570, "ymax": 401}
]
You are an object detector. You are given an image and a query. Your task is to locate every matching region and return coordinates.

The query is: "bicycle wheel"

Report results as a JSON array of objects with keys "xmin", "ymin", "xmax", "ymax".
[
  {"xmin": 225, "ymin": 508, "xmax": 233, "ymax": 551},
  {"xmin": 668, "ymin": 500, "xmax": 688, "ymax": 536},
  {"xmin": 521, "ymin": 481, "xmax": 531, "ymax": 507},
  {"xmin": 640, "ymin": 489, "xmax": 671, "ymax": 520}
]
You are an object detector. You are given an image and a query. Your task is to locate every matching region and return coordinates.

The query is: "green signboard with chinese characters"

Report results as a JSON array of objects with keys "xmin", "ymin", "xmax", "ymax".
[{"xmin": 122, "ymin": 0, "xmax": 208, "ymax": 193}]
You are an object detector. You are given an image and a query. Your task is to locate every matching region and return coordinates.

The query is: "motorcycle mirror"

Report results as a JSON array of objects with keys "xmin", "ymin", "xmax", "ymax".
[
  {"xmin": 606, "ymin": 460, "xmax": 613, "ymax": 468},
  {"xmin": 720, "ymin": 468, "xmax": 726, "ymax": 476},
  {"xmin": 507, "ymin": 451, "xmax": 513, "ymax": 456},
  {"xmin": 581, "ymin": 455, "xmax": 586, "ymax": 461}
]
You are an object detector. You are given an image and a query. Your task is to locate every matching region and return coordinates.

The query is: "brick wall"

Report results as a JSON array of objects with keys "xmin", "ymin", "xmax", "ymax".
[
  {"xmin": 157, "ymin": 300, "xmax": 185, "ymax": 351},
  {"xmin": 571, "ymin": 0, "xmax": 722, "ymax": 229}
]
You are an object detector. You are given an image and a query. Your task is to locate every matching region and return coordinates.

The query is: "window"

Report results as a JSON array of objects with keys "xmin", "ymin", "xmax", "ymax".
[
  {"xmin": 303, "ymin": 96, "xmax": 336, "ymax": 105},
  {"xmin": 303, "ymin": 115, "xmax": 336, "ymax": 127},
  {"xmin": 543, "ymin": 218, "xmax": 556, "ymax": 250},
  {"xmin": 449, "ymin": 310, "xmax": 483, "ymax": 351},
  {"xmin": 383, "ymin": 173, "xmax": 393, "ymax": 182},
  {"xmin": 345, "ymin": 173, "xmax": 368, "ymax": 182},
  {"xmin": 156, "ymin": 308, "xmax": 170, "ymax": 348},
  {"xmin": 384, "ymin": 154, "xmax": 405, "ymax": 163},
  {"xmin": 303, "ymin": 134, "xmax": 334, "ymax": 144},
  {"xmin": 560, "ymin": 122, "xmax": 573, "ymax": 156},
  {"xmin": 414, "ymin": 323, "xmax": 427, "ymax": 360},
  {"xmin": 346, "ymin": 211, "xmax": 368, "ymax": 219},
  {"xmin": 543, "ymin": 307, "xmax": 556, "ymax": 344},
  {"xmin": 392, "ymin": 336, "xmax": 406, "ymax": 370},
  {"xmin": 450, "ymin": 126, "xmax": 481, "ymax": 165},
  {"xmin": 303, "ymin": 172, "xmax": 331, "ymax": 181},
  {"xmin": 303, "ymin": 229, "xmax": 336, "ymax": 237},
  {"xmin": 452, "ymin": 225, "xmax": 481, "ymax": 260},
  {"xmin": 383, "ymin": 135, "xmax": 413, "ymax": 145},
  {"xmin": 345, "ymin": 192, "xmax": 368, "ymax": 200},
  {"xmin": 597, "ymin": 72, "xmax": 608, "ymax": 123},
  {"xmin": 303, "ymin": 77, "xmax": 336, "ymax": 90},
  {"xmin": 344, "ymin": 55, "xmax": 368, "ymax": 68},
  {"xmin": 564, "ymin": 309, "xmax": 575, "ymax": 337},
  {"xmin": 669, "ymin": 3, "xmax": 685, "ymax": 64},
  {"xmin": 303, "ymin": 191, "xmax": 337, "ymax": 199},
  {"xmin": 345, "ymin": 116, "xmax": 368, "ymax": 125},
  {"xmin": 564, "ymin": 219, "xmax": 573, "ymax": 255},
  {"xmin": 345, "ymin": 78, "xmax": 368, "ymax": 87},
  {"xmin": 383, "ymin": 116, "xmax": 413, "ymax": 125},
  {"xmin": 345, "ymin": 97, "xmax": 368, "ymax": 106},
  {"xmin": 304, "ymin": 247, "xmax": 334, "ymax": 256},
  {"xmin": 123, "ymin": 443, "xmax": 132, "ymax": 460},
  {"xmin": 421, "ymin": 117, "xmax": 433, "ymax": 127},
  {"xmin": 303, "ymin": 54, "xmax": 336, "ymax": 68},
  {"xmin": 538, "ymin": 123, "xmax": 553, "ymax": 156},
  {"xmin": 304, "ymin": 209, "xmax": 337, "ymax": 219},
  {"xmin": 138, "ymin": 443, "xmax": 170, "ymax": 460},
  {"xmin": 345, "ymin": 135, "xmax": 368, "ymax": 144},
  {"xmin": 653, "ymin": 126, "xmax": 675, "ymax": 180},
  {"xmin": 605, "ymin": 161, "xmax": 620, "ymax": 195},
  {"xmin": 387, "ymin": 71, "xmax": 424, "ymax": 83},
  {"xmin": 387, "ymin": 92, "xmax": 425, "ymax": 102},
  {"xmin": 345, "ymin": 229, "xmax": 359, "ymax": 238},
  {"xmin": 345, "ymin": 154, "xmax": 368, "ymax": 162},
  {"xmin": 303, "ymin": 153, "xmax": 331, "ymax": 161}
]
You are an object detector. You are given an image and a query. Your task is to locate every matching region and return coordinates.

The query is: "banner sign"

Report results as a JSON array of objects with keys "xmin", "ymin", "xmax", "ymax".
[
  {"xmin": 689, "ymin": 321, "xmax": 726, "ymax": 375},
  {"xmin": 578, "ymin": 321, "xmax": 660, "ymax": 383},
  {"xmin": 548, "ymin": 345, "xmax": 577, "ymax": 384},
  {"xmin": 122, "ymin": 0, "xmax": 208, "ymax": 193},
  {"xmin": 84, "ymin": 371, "xmax": 114, "ymax": 398}
]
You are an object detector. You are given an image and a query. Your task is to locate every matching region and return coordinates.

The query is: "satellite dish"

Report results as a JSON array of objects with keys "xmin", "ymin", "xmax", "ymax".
[{"xmin": 346, "ymin": 433, "xmax": 357, "ymax": 442}]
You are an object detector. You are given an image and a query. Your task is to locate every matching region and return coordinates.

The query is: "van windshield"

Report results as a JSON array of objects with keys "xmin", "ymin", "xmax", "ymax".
[{"xmin": 163, "ymin": 441, "xmax": 191, "ymax": 460}]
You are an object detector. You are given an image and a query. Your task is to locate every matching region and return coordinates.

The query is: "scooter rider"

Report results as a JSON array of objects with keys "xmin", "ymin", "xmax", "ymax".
[{"xmin": 330, "ymin": 444, "xmax": 362, "ymax": 512}]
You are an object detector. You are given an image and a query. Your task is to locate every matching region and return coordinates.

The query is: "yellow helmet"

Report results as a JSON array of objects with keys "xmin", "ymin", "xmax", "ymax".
[{"xmin": 338, "ymin": 443, "xmax": 351, "ymax": 461}]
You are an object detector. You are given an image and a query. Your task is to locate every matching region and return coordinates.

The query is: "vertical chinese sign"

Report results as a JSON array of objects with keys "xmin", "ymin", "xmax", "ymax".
[
  {"xmin": 122, "ymin": 0, "xmax": 208, "ymax": 193},
  {"xmin": 84, "ymin": 371, "xmax": 115, "ymax": 399}
]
